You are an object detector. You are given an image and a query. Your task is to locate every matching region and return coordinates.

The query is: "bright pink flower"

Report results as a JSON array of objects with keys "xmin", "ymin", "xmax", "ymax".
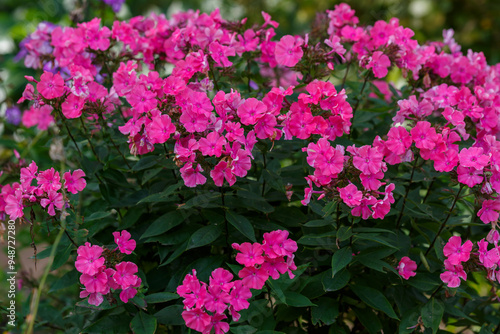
[
  {"xmin": 199, "ymin": 132, "xmax": 226, "ymax": 157},
  {"xmin": 234, "ymin": 242, "xmax": 265, "ymax": 267},
  {"xmin": 237, "ymin": 98, "xmax": 267, "ymax": 126},
  {"xmin": 338, "ymin": 184, "xmax": 363, "ymax": 207},
  {"xmin": 443, "ymin": 236, "xmax": 473, "ymax": 265},
  {"xmin": 37, "ymin": 168, "xmax": 61, "ymax": 193},
  {"xmin": 367, "ymin": 51, "xmax": 391, "ymax": 78},
  {"xmin": 262, "ymin": 256, "xmax": 288, "ymax": 280},
  {"xmin": 275, "ymin": 35, "xmax": 303, "ymax": 67},
  {"xmin": 204, "ymin": 285, "xmax": 231, "ymax": 314},
  {"xmin": 209, "ymin": 268, "xmax": 234, "ymax": 292},
  {"xmin": 210, "ymin": 161, "xmax": 236, "ymax": 187},
  {"xmin": 262, "ymin": 230, "xmax": 298, "ymax": 259},
  {"xmin": 478, "ymin": 199, "xmax": 500, "ymax": 224},
  {"xmin": 209, "ymin": 41, "xmax": 235, "ymax": 67},
  {"xmin": 457, "ymin": 165, "xmax": 483, "ymax": 188},
  {"xmin": 40, "ymin": 191, "xmax": 64, "ymax": 216},
  {"xmin": 37, "ymin": 71, "xmax": 65, "ymax": 99},
  {"xmin": 147, "ymin": 114, "xmax": 176, "ymax": 144},
  {"xmin": 113, "ymin": 230, "xmax": 136, "ymax": 255},
  {"xmin": 75, "ymin": 242, "xmax": 105, "ymax": 275},
  {"xmin": 180, "ymin": 163, "xmax": 207, "ymax": 188},
  {"xmin": 238, "ymin": 266, "xmax": 269, "ymax": 289},
  {"xmin": 229, "ymin": 280, "xmax": 251, "ymax": 311},
  {"xmin": 113, "ymin": 261, "xmax": 139, "ymax": 288},
  {"xmin": 458, "ymin": 147, "xmax": 490, "ymax": 170},
  {"xmin": 20, "ymin": 161, "xmax": 38, "ymax": 187},
  {"xmin": 385, "ymin": 127, "xmax": 411, "ymax": 155},
  {"xmin": 478, "ymin": 239, "xmax": 499, "ymax": 268},
  {"xmin": 434, "ymin": 149, "xmax": 459, "ymax": 172},
  {"xmin": 410, "ymin": 121, "xmax": 438, "ymax": 150},
  {"xmin": 80, "ymin": 271, "xmax": 108, "ymax": 293},
  {"xmin": 351, "ymin": 145, "xmax": 384, "ymax": 175},
  {"xmin": 5, "ymin": 191, "xmax": 25, "ymax": 219},
  {"xmin": 80, "ymin": 291, "xmax": 104, "ymax": 306},
  {"xmin": 120, "ymin": 286, "xmax": 138, "ymax": 303},
  {"xmin": 397, "ymin": 256, "xmax": 417, "ymax": 280},
  {"xmin": 204, "ymin": 313, "xmax": 230, "ymax": 334},
  {"xmin": 126, "ymin": 84, "xmax": 157, "ymax": 114},
  {"xmin": 182, "ymin": 308, "xmax": 211, "ymax": 333},
  {"xmin": 64, "ymin": 169, "xmax": 87, "ymax": 194},
  {"xmin": 440, "ymin": 259, "xmax": 467, "ymax": 288},
  {"xmin": 61, "ymin": 93, "xmax": 85, "ymax": 118}
]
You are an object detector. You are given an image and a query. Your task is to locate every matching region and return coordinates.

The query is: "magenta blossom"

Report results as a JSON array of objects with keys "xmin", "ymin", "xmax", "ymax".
[
  {"xmin": 443, "ymin": 236, "xmax": 473, "ymax": 265},
  {"xmin": 397, "ymin": 256, "xmax": 417, "ymax": 280},
  {"xmin": 113, "ymin": 230, "xmax": 136, "ymax": 255}
]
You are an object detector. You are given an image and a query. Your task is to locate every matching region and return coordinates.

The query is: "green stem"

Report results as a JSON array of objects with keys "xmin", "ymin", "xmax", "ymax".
[
  {"xmin": 26, "ymin": 210, "xmax": 68, "ymax": 334},
  {"xmin": 396, "ymin": 155, "xmax": 419, "ymax": 228},
  {"xmin": 424, "ymin": 184, "xmax": 464, "ymax": 258}
]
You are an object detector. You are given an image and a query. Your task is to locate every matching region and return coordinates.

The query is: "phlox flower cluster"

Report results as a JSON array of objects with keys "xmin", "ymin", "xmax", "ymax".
[
  {"xmin": 177, "ymin": 230, "xmax": 297, "ymax": 333},
  {"xmin": 440, "ymin": 232, "xmax": 500, "ymax": 288},
  {"xmin": 76, "ymin": 230, "xmax": 139, "ymax": 306},
  {"xmin": 0, "ymin": 160, "xmax": 86, "ymax": 220}
]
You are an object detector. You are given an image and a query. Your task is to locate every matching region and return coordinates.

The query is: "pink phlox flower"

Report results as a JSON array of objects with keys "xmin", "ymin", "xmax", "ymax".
[
  {"xmin": 262, "ymin": 256, "xmax": 288, "ymax": 280},
  {"xmin": 366, "ymin": 51, "xmax": 391, "ymax": 78},
  {"xmin": 237, "ymin": 98, "xmax": 267, "ymax": 126},
  {"xmin": 80, "ymin": 270, "xmax": 108, "ymax": 293},
  {"xmin": 385, "ymin": 126, "xmax": 412, "ymax": 155},
  {"xmin": 238, "ymin": 266, "xmax": 269, "ymax": 289},
  {"xmin": 351, "ymin": 195, "xmax": 377, "ymax": 220},
  {"xmin": 234, "ymin": 242, "xmax": 265, "ymax": 267},
  {"xmin": 209, "ymin": 41, "xmax": 235, "ymax": 67},
  {"xmin": 199, "ymin": 132, "xmax": 226, "ymax": 157},
  {"xmin": 275, "ymin": 35, "xmax": 303, "ymax": 67},
  {"xmin": 22, "ymin": 105, "xmax": 55, "ymax": 131},
  {"xmin": 351, "ymin": 145, "xmax": 384, "ymax": 175},
  {"xmin": 443, "ymin": 236, "xmax": 473, "ymax": 265},
  {"xmin": 359, "ymin": 171, "xmax": 385, "ymax": 191},
  {"xmin": 261, "ymin": 11, "xmax": 279, "ymax": 28},
  {"xmin": 36, "ymin": 168, "xmax": 61, "ymax": 193},
  {"xmin": 410, "ymin": 121, "xmax": 439, "ymax": 150},
  {"xmin": 120, "ymin": 286, "xmax": 138, "ymax": 303},
  {"xmin": 229, "ymin": 280, "xmax": 251, "ymax": 311},
  {"xmin": 20, "ymin": 161, "xmax": 38, "ymax": 187},
  {"xmin": 397, "ymin": 256, "xmax": 417, "ymax": 280},
  {"xmin": 487, "ymin": 229, "xmax": 500, "ymax": 245},
  {"xmin": 146, "ymin": 113, "xmax": 176, "ymax": 144},
  {"xmin": 182, "ymin": 308, "xmax": 211, "ymax": 333},
  {"xmin": 204, "ymin": 285, "xmax": 231, "ymax": 314},
  {"xmin": 457, "ymin": 165, "xmax": 483, "ymax": 188},
  {"xmin": 210, "ymin": 160, "xmax": 236, "ymax": 187},
  {"xmin": 478, "ymin": 239, "xmax": 500, "ymax": 268},
  {"xmin": 203, "ymin": 313, "xmax": 230, "ymax": 334},
  {"xmin": 338, "ymin": 184, "xmax": 363, "ymax": 207},
  {"xmin": 75, "ymin": 242, "xmax": 105, "ymax": 275},
  {"xmin": 63, "ymin": 169, "xmax": 87, "ymax": 194},
  {"xmin": 209, "ymin": 268, "xmax": 234, "ymax": 292},
  {"xmin": 262, "ymin": 229, "xmax": 298, "ymax": 259},
  {"xmin": 37, "ymin": 71, "xmax": 65, "ymax": 99},
  {"xmin": 113, "ymin": 261, "xmax": 139, "ymax": 289},
  {"xmin": 459, "ymin": 147, "xmax": 490, "ymax": 170},
  {"xmin": 478, "ymin": 199, "xmax": 500, "ymax": 224},
  {"xmin": 126, "ymin": 84, "xmax": 157, "ymax": 114},
  {"xmin": 440, "ymin": 259, "xmax": 467, "ymax": 288},
  {"xmin": 80, "ymin": 290, "xmax": 104, "ymax": 306},
  {"xmin": 433, "ymin": 149, "xmax": 459, "ymax": 172},
  {"xmin": 180, "ymin": 163, "xmax": 207, "ymax": 188},
  {"xmin": 113, "ymin": 230, "xmax": 136, "ymax": 255},
  {"xmin": 40, "ymin": 190, "xmax": 64, "ymax": 216},
  {"xmin": 61, "ymin": 93, "xmax": 85, "ymax": 119}
]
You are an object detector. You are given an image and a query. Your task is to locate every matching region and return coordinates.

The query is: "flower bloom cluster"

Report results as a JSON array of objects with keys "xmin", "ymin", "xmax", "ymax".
[
  {"xmin": 397, "ymin": 256, "xmax": 417, "ymax": 280},
  {"xmin": 440, "ymin": 232, "xmax": 500, "ymax": 288},
  {"xmin": 177, "ymin": 230, "xmax": 297, "ymax": 333},
  {"xmin": 0, "ymin": 160, "xmax": 86, "ymax": 220},
  {"xmin": 76, "ymin": 230, "xmax": 139, "ymax": 306}
]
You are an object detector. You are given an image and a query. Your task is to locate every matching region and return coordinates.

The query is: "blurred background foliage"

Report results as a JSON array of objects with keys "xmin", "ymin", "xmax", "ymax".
[{"xmin": 1, "ymin": 0, "xmax": 500, "ymax": 113}]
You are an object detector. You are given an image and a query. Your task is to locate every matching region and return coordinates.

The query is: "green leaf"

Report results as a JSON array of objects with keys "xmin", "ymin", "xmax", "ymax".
[
  {"xmin": 303, "ymin": 219, "xmax": 334, "ymax": 227},
  {"xmin": 51, "ymin": 243, "xmax": 73, "ymax": 271},
  {"xmin": 350, "ymin": 284, "xmax": 399, "ymax": 319},
  {"xmin": 49, "ymin": 269, "xmax": 78, "ymax": 292},
  {"xmin": 226, "ymin": 211, "xmax": 257, "ymax": 242},
  {"xmin": 353, "ymin": 307, "xmax": 382, "ymax": 334},
  {"xmin": 331, "ymin": 246, "xmax": 353, "ymax": 277},
  {"xmin": 297, "ymin": 232, "xmax": 337, "ymax": 246},
  {"xmin": 187, "ymin": 225, "xmax": 222, "ymax": 250},
  {"xmin": 144, "ymin": 292, "xmax": 179, "ymax": 304},
  {"xmin": 322, "ymin": 269, "xmax": 350, "ymax": 292},
  {"xmin": 130, "ymin": 311, "xmax": 157, "ymax": 334},
  {"xmin": 337, "ymin": 226, "xmax": 352, "ymax": 241},
  {"xmin": 285, "ymin": 292, "xmax": 316, "ymax": 307},
  {"xmin": 133, "ymin": 156, "xmax": 160, "ymax": 171},
  {"xmin": 311, "ymin": 297, "xmax": 339, "ymax": 326},
  {"xmin": 421, "ymin": 298, "xmax": 444, "ymax": 333},
  {"xmin": 84, "ymin": 314, "xmax": 132, "ymax": 333},
  {"xmin": 354, "ymin": 233, "xmax": 398, "ymax": 249},
  {"xmin": 141, "ymin": 211, "xmax": 186, "ymax": 239},
  {"xmin": 137, "ymin": 182, "xmax": 182, "ymax": 203},
  {"xmin": 154, "ymin": 305, "xmax": 184, "ymax": 325},
  {"xmin": 85, "ymin": 211, "xmax": 112, "ymax": 222}
]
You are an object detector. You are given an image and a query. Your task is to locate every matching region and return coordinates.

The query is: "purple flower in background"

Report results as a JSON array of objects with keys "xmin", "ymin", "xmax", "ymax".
[
  {"xmin": 5, "ymin": 106, "xmax": 22, "ymax": 126},
  {"xmin": 15, "ymin": 22, "xmax": 57, "ymax": 69},
  {"xmin": 102, "ymin": 0, "xmax": 125, "ymax": 12}
]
